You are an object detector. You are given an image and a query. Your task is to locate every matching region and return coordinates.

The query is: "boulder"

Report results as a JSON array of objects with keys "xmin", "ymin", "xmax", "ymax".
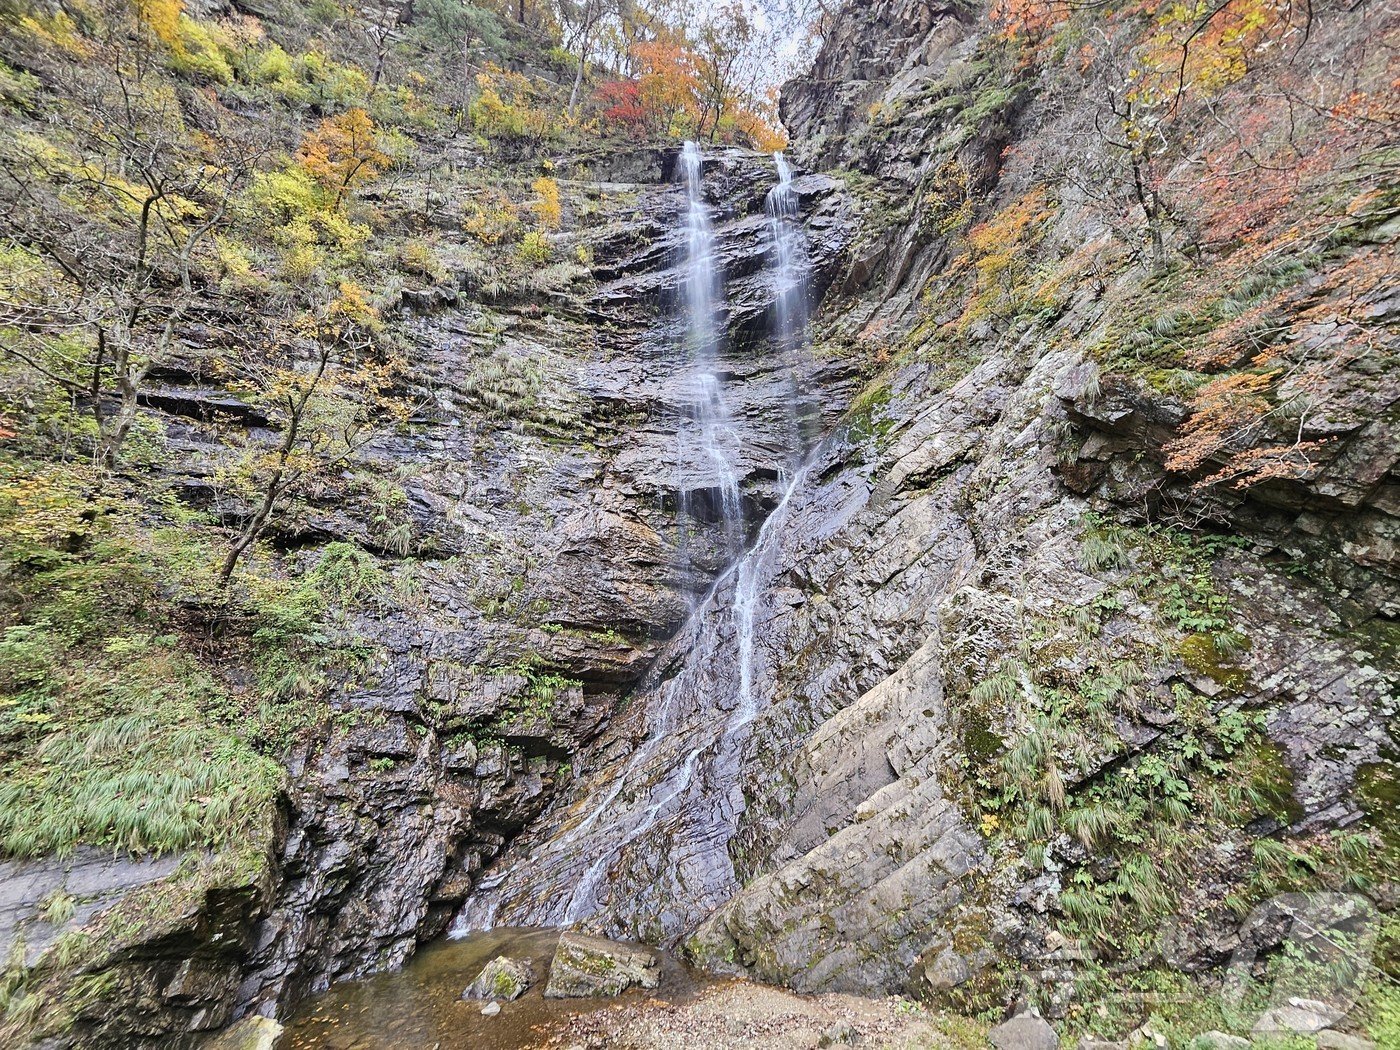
[
  {"xmin": 819, "ymin": 1021, "xmax": 860, "ymax": 1046},
  {"xmin": 1128, "ymin": 1026, "xmax": 1168, "ymax": 1048},
  {"xmin": 989, "ymin": 1009, "xmax": 1059, "ymax": 1050},
  {"xmin": 1316, "ymin": 1032, "xmax": 1376, "ymax": 1050},
  {"xmin": 923, "ymin": 947, "xmax": 971, "ymax": 990},
  {"xmin": 204, "ymin": 1016, "xmax": 283, "ymax": 1050},
  {"xmin": 1252, "ymin": 997, "xmax": 1342, "ymax": 1036},
  {"xmin": 1191, "ymin": 1033, "xmax": 1250, "ymax": 1050},
  {"xmin": 1076, "ymin": 1039, "xmax": 1126, "ymax": 1050},
  {"xmin": 543, "ymin": 932, "xmax": 659, "ymax": 998},
  {"xmin": 461, "ymin": 955, "xmax": 531, "ymax": 1002}
]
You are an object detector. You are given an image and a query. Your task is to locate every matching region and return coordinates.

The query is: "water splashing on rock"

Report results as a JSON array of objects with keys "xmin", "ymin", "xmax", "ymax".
[
  {"xmin": 765, "ymin": 152, "xmax": 808, "ymax": 356},
  {"xmin": 451, "ymin": 145, "xmax": 819, "ymax": 944},
  {"xmin": 676, "ymin": 140, "xmax": 743, "ymax": 571}
]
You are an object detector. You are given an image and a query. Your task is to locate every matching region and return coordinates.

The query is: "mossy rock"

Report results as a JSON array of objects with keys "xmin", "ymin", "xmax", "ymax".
[
  {"xmin": 1178, "ymin": 632, "xmax": 1250, "ymax": 693},
  {"xmin": 543, "ymin": 931, "xmax": 658, "ymax": 998},
  {"xmin": 461, "ymin": 955, "xmax": 531, "ymax": 1002}
]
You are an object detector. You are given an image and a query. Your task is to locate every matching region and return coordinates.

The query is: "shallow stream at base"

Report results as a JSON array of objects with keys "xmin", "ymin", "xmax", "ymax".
[{"xmin": 276, "ymin": 928, "xmax": 716, "ymax": 1050}]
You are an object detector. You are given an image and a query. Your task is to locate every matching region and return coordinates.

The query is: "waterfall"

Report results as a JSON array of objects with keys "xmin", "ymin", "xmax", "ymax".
[
  {"xmin": 765, "ymin": 152, "xmax": 808, "ymax": 356},
  {"xmin": 735, "ymin": 152, "xmax": 814, "ymax": 716},
  {"xmin": 676, "ymin": 141, "xmax": 743, "ymax": 567},
  {"xmin": 450, "ymin": 147, "xmax": 816, "ymax": 943}
]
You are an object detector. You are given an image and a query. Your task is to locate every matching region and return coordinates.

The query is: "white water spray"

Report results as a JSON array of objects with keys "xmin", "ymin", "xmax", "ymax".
[
  {"xmin": 676, "ymin": 141, "xmax": 742, "ymax": 557},
  {"xmin": 450, "ymin": 147, "xmax": 819, "ymax": 938},
  {"xmin": 765, "ymin": 152, "xmax": 807, "ymax": 352}
]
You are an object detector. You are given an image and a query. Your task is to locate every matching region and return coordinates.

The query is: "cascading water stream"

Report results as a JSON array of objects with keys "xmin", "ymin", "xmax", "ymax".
[
  {"xmin": 676, "ymin": 141, "xmax": 743, "ymax": 565},
  {"xmin": 734, "ymin": 152, "xmax": 814, "ymax": 719},
  {"xmin": 451, "ymin": 147, "xmax": 816, "ymax": 941},
  {"xmin": 765, "ymin": 152, "xmax": 808, "ymax": 355}
]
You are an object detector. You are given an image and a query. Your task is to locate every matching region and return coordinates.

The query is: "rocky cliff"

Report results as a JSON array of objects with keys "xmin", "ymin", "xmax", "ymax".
[
  {"xmin": 463, "ymin": 0, "xmax": 1399, "ymax": 1033},
  {"xmin": 1, "ymin": 0, "xmax": 1396, "ymax": 1044},
  {"xmin": 688, "ymin": 0, "xmax": 1400, "ymax": 1026}
]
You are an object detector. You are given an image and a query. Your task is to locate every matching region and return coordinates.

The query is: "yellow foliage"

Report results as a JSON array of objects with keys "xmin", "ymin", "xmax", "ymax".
[
  {"xmin": 531, "ymin": 176, "xmax": 561, "ymax": 230},
  {"xmin": 469, "ymin": 67, "xmax": 551, "ymax": 141},
  {"xmin": 518, "ymin": 231, "xmax": 550, "ymax": 264},
  {"xmin": 735, "ymin": 108, "xmax": 787, "ymax": 152},
  {"xmin": 169, "ymin": 16, "xmax": 234, "ymax": 83},
  {"xmin": 15, "ymin": 10, "xmax": 87, "ymax": 55},
  {"xmin": 463, "ymin": 189, "xmax": 521, "ymax": 245},
  {"xmin": 296, "ymin": 108, "xmax": 389, "ymax": 207},
  {"xmin": 135, "ymin": 0, "xmax": 184, "ymax": 49},
  {"xmin": 952, "ymin": 187, "xmax": 1057, "ymax": 329},
  {"xmin": 279, "ymin": 239, "xmax": 324, "ymax": 283},
  {"xmin": 0, "ymin": 465, "xmax": 108, "ymax": 550},
  {"xmin": 214, "ymin": 235, "xmax": 268, "ymax": 293},
  {"xmin": 1137, "ymin": 0, "xmax": 1282, "ymax": 101},
  {"xmin": 326, "ymin": 280, "xmax": 380, "ymax": 333},
  {"xmin": 241, "ymin": 45, "xmax": 368, "ymax": 107}
]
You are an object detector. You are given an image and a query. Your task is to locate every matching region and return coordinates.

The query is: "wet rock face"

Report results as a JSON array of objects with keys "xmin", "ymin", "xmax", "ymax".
[
  {"xmin": 14, "ymin": 143, "xmax": 853, "ymax": 1049},
  {"xmin": 204, "ymin": 1016, "xmax": 283, "ymax": 1050},
  {"xmin": 215, "ymin": 145, "xmax": 857, "ymax": 1023},
  {"xmin": 452, "ymin": 0, "xmax": 1394, "ymax": 1010},
  {"xmin": 543, "ymin": 932, "xmax": 659, "ymax": 998},
  {"xmin": 0, "ymin": 851, "xmax": 182, "ymax": 968}
]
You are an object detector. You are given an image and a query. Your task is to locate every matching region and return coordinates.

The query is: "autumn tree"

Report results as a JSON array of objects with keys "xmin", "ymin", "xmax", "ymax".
[
  {"xmin": 691, "ymin": 2, "xmax": 761, "ymax": 141},
  {"xmin": 0, "ymin": 62, "xmax": 260, "ymax": 470},
  {"xmin": 216, "ymin": 283, "xmax": 406, "ymax": 584},
  {"xmin": 635, "ymin": 34, "xmax": 699, "ymax": 132},
  {"xmin": 296, "ymin": 108, "xmax": 392, "ymax": 209}
]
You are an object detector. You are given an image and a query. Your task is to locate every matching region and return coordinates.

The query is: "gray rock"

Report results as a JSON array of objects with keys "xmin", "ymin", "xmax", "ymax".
[
  {"xmin": 1191, "ymin": 1033, "xmax": 1250, "ymax": 1050},
  {"xmin": 989, "ymin": 1011, "xmax": 1059, "ymax": 1050},
  {"xmin": 203, "ymin": 1016, "xmax": 283, "ymax": 1050},
  {"xmin": 923, "ymin": 946, "xmax": 971, "ymax": 990},
  {"xmin": 1129, "ymin": 1026, "xmax": 1168, "ymax": 1048},
  {"xmin": 462, "ymin": 956, "xmax": 531, "ymax": 1001},
  {"xmin": 543, "ymin": 932, "xmax": 659, "ymax": 998},
  {"xmin": 1253, "ymin": 998, "xmax": 1343, "ymax": 1036},
  {"xmin": 1076, "ymin": 1039, "xmax": 1127, "ymax": 1050},
  {"xmin": 819, "ymin": 1021, "xmax": 861, "ymax": 1046},
  {"xmin": 481, "ymin": 1000, "xmax": 501, "ymax": 1017},
  {"xmin": 1316, "ymin": 1031, "xmax": 1376, "ymax": 1050}
]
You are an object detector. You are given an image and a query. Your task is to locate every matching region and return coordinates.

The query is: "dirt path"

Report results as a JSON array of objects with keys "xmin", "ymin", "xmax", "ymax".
[{"xmin": 537, "ymin": 980, "xmax": 985, "ymax": 1049}]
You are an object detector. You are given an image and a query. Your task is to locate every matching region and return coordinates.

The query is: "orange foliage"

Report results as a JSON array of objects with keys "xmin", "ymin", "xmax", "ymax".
[
  {"xmin": 1164, "ymin": 370, "xmax": 1278, "ymax": 473},
  {"xmin": 296, "ymin": 108, "xmax": 389, "ymax": 207},
  {"xmin": 990, "ymin": 0, "xmax": 1067, "ymax": 42},
  {"xmin": 634, "ymin": 38, "xmax": 699, "ymax": 132},
  {"xmin": 594, "ymin": 35, "xmax": 784, "ymax": 149}
]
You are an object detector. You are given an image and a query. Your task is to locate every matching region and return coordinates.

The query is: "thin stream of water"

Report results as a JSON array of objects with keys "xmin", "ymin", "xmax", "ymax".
[{"xmin": 450, "ymin": 146, "xmax": 815, "ymax": 938}]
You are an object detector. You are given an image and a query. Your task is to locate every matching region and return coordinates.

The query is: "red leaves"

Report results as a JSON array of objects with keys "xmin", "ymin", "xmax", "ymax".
[
  {"xmin": 593, "ymin": 79, "xmax": 648, "ymax": 137},
  {"xmin": 596, "ymin": 80, "xmax": 649, "ymax": 137}
]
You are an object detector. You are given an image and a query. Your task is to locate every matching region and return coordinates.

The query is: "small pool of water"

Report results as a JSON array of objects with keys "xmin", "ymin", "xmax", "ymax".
[{"xmin": 277, "ymin": 928, "xmax": 713, "ymax": 1050}]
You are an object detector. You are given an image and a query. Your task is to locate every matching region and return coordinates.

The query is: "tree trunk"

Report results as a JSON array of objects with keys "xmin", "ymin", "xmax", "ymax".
[
  {"xmin": 568, "ymin": 57, "xmax": 586, "ymax": 118},
  {"xmin": 218, "ymin": 479, "xmax": 280, "ymax": 584},
  {"xmin": 218, "ymin": 348, "xmax": 328, "ymax": 585}
]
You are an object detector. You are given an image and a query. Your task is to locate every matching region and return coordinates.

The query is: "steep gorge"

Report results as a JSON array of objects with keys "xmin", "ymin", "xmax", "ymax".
[{"xmin": 0, "ymin": 0, "xmax": 1396, "ymax": 1044}]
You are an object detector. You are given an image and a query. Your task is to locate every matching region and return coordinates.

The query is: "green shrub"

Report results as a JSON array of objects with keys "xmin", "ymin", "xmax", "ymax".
[
  {"xmin": 518, "ymin": 230, "xmax": 550, "ymax": 264},
  {"xmin": 307, "ymin": 542, "xmax": 385, "ymax": 605}
]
